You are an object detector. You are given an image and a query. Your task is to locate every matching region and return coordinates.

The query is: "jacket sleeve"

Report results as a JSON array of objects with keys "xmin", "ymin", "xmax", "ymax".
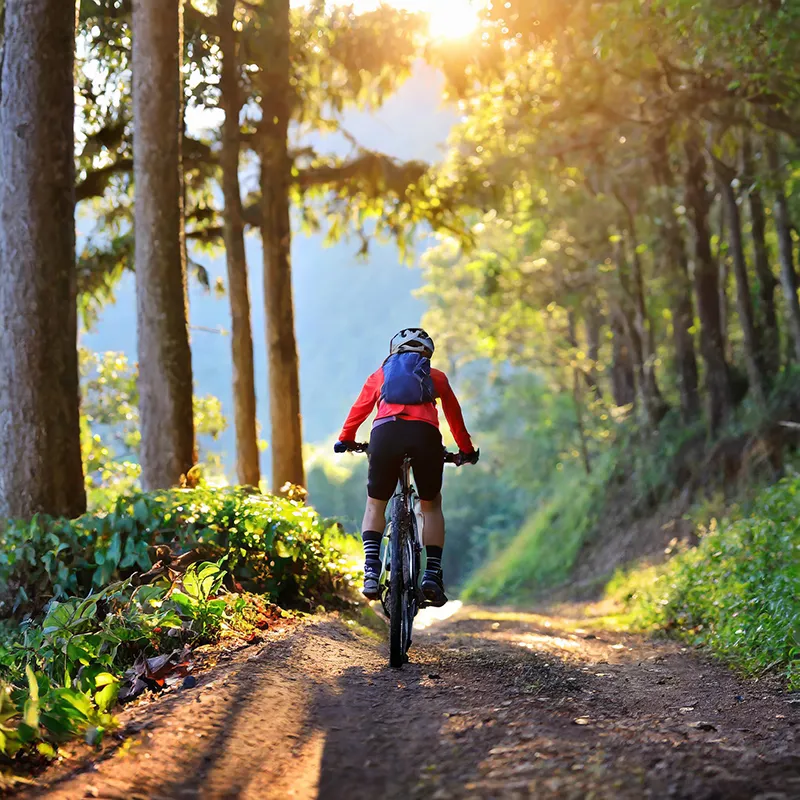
[
  {"xmin": 432, "ymin": 370, "xmax": 474, "ymax": 453},
  {"xmin": 339, "ymin": 370, "xmax": 381, "ymax": 441}
]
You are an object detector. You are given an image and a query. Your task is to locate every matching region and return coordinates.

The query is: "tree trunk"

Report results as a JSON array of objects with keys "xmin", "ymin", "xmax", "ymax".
[
  {"xmin": 219, "ymin": 0, "xmax": 260, "ymax": 487},
  {"xmin": 714, "ymin": 196, "xmax": 731, "ymax": 361},
  {"xmin": 258, "ymin": 0, "xmax": 305, "ymax": 493},
  {"xmin": 583, "ymin": 302, "xmax": 603, "ymax": 401},
  {"xmin": 766, "ymin": 138, "xmax": 800, "ymax": 361},
  {"xmin": 610, "ymin": 310, "xmax": 636, "ymax": 407},
  {"xmin": 651, "ymin": 134, "xmax": 700, "ymax": 422},
  {"xmin": 132, "ymin": 0, "xmax": 196, "ymax": 489},
  {"xmin": 742, "ymin": 135, "xmax": 779, "ymax": 377},
  {"xmin": 615, "ymin": 205, "xmax": 669, "ymax": 427},
  {"xmin": 567, "ymin": 310, "xmax": 592, "ymax": 475},
  {"xmin": 712, "ymin": 155, "xmax": 767, "ymax": 407},
  {"xmin": 683, "ymin": 131, "xmax": 733, "ymax": 434},
  {"xmin": 0, "ymin": 0, "xmax": 86, "ymax": 519}
]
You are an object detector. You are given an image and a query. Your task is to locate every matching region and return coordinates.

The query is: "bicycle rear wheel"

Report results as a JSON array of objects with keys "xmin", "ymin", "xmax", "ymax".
[{"xmin": 389, "ymin": 496, "xmax": 410, "ymax": 668}]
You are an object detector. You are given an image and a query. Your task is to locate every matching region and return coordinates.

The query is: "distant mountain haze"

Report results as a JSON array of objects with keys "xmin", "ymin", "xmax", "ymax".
[{"xmin": 82, "ymin": 65, "xmax": 457, "ymax": 478}]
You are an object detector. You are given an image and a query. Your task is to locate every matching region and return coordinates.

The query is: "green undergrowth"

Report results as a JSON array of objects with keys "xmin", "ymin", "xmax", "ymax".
[
  {"xmin": 461, "ymin": 457, "xmax": 613, "ymax": 603},
  {"xmin": 0, "ymin": 486, "xmax": 360, "ymax": 765},
  {"xmin": 606, "ymin": 477, "xmax": 800, "ymax": 689}
]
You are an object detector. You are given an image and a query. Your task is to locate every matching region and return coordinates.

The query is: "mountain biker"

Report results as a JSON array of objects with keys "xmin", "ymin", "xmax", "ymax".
[{"xmin": 334, "ymin": 328, "xmax": 478, "ymax": 608}]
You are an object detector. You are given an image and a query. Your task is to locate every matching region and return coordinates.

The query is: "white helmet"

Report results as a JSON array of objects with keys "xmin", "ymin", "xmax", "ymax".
[{"xmin": 389, "ymin": 327, "xmax": 435, "ymax": 356}]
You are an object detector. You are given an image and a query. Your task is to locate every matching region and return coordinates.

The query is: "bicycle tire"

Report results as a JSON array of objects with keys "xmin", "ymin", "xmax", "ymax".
[{"xmin": 389, "ymin": 495, "xmax": 407, "ymax": 669}]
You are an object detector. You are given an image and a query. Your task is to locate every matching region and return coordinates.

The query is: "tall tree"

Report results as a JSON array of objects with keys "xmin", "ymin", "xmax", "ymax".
[
  {"xmin": 712, "ymin": 153, "xmax": 767, "ymax": 406},
  {"xmin": 615, "ymin": 201, "xmax": 669, "ymax": 427},
  {"xmin": 219, "ymin": 0, "xmax": 260, "ymax": 487},
  {"xmin": 741, "ymin": 134, "xmax": 779, "ymax": 376},
  {"xmin": 0, "ymin": 0, "xmax": 86, "ymax": 519},
  {"xmin": 651, "ymin": 132, "xmax": 700, "ymax": 422},
  {"xmin": 683, "ymin": 130, "xmax": 733, "ymax": 433},
  {"xmin": 767, "ymin": 138, "xmax": 800, "ymax": 361},
  {"xmin": 256, "ymin": 0, "xmax": 304, "ymax": 493},
  {"xmin": 132, "ymin": 0, "xmax": 195, "ymax": 490}
]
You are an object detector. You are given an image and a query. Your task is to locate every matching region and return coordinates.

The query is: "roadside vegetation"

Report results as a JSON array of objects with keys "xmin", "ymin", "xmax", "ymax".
[
  {"xmin": 0, "ymin": 487, "xmax": 358, "ymax": 763},
  {"xmin": 606, "ymin": 477, "xmax": 800, "ymax": 690}
]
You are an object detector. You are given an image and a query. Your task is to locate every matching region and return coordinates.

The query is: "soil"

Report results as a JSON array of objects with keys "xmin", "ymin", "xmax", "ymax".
[{"xmin": 19, "ymin": 605, "xmax": 799, "ymax": 800}]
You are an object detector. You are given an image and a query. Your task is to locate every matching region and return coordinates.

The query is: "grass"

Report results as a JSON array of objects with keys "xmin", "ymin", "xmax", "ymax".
[
  {"xmin": 461, "ymin": 458, "xmax": 612, "ymax": 603},
  {"xmin": 605, "ymin": 477, "xmax": 800, "ymax": 689}
]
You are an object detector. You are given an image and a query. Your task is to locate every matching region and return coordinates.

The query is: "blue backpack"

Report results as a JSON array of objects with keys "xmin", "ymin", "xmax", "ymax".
[{"xmin": 381, "ymin": 352, "xmax": 437, "ymax": 405}]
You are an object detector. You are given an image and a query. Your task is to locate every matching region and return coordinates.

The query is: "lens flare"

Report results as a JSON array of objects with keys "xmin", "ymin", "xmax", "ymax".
[{"xmin": 344, "ymin": 0, "xmax": 480, "ymax": 41}]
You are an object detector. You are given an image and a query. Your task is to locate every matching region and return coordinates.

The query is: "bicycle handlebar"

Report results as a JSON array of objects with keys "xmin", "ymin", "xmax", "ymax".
[{"xmin": 338, "ymin": 441, "xmax": 479, "ymax": 466}]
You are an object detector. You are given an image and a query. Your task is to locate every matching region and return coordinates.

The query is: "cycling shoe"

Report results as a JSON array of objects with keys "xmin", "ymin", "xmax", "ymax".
[{"xmin": 421, "ymin": 571, "xmax": 448, "ymax": 608}]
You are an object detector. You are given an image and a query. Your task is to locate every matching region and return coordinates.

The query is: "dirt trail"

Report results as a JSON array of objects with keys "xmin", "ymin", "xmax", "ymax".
[{"xmin": 23, "ymin": 606, "xmax": 799, "ymax": 800}]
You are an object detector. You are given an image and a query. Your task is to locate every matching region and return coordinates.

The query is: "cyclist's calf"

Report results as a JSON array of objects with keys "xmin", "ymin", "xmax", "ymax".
[
  {"xmin": 419, "ymin": 493, "xmax": 444, "ymax": 548},
  {"xmin": 363, "ymin": 496, "xmax": 388, "ymax": 534}
]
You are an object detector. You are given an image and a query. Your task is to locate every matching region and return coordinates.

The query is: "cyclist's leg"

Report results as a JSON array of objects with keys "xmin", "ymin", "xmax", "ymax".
[
  {"xmin": 407, "ymin": 422, "xmax": 445, "ymax": 543},
  {"xmin": 362, "ymin": 497, "xmax": 388, "ymax": 534},
  {"xmin": 361, "ymin": 422, "xmax": 402, "ymax": 599},
  {"xmin": 407, "ymin": 423, "xmax": 448, "ymax": 607},
  {"xmin": 419, "ymin": 494, "xmax": 444, "ymax": 547}
]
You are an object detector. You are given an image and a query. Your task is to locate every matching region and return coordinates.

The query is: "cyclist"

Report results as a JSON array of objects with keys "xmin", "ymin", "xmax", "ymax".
[{"xmin": 334, "ymin": 328, "xmax": 478, "ymax": 608}]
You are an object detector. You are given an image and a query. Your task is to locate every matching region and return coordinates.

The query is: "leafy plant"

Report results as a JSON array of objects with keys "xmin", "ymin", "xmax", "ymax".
[
  {"xmin": 0, "ymin": 486, "xmax": 355, "ymax": 619},
  {"xmin": 0, "ymin": 665, "xmax": 118, "ymax": 757},
  {"xmin": 170, "ymin": 562, "xmax": 227, "ymax": 641}
]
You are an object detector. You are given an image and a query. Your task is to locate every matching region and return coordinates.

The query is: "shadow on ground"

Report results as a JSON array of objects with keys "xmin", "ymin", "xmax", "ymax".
[{"xmin": 26, "ymin": 608, "xmax": 800, "ymax": 800}]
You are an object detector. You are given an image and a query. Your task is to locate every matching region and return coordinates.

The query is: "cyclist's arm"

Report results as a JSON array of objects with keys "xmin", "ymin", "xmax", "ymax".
[
  {"xmin": 339, "ymin": 370, "xmax": 381, "ymax": 441},
  {"xmin": 432, "ymin": 370, "xmax": 474, "ymax": 453}
]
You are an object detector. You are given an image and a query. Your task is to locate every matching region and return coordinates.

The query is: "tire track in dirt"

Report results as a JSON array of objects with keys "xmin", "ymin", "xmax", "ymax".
[{"xmin": 22, "ymin": 607, "xmax": 800, "ymax": 799}]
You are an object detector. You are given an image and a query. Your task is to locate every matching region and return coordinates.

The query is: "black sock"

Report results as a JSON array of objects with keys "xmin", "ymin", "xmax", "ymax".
[
  {"xmin": 425, "ymin": 545, "xmax": 443, "ymax": 575},
  {"xmin": 362, "ymin": 530, "xmax": 382, "ymax": 572}
]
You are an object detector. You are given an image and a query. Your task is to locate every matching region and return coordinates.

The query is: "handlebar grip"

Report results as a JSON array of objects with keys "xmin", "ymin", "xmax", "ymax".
[{"xmin": 444, "ymin": 448, "xmax": 480, "ymax": 466}]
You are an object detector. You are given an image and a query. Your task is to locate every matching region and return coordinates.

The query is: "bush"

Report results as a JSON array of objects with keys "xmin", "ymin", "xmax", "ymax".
[
  {"xmin": 0, "ymin": 486, "xmax": 357, "ymax": 618},
  {"xmin": 0, "ymin": 487, "xmax": 359, "ymax": 761},
  {"xmin": 607, "ymin": 477, "xmax": 800, "ymax": 689}
]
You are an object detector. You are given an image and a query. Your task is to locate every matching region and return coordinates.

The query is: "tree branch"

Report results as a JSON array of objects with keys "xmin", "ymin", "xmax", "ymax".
[{"xmin": 76, "ymin": 159, "xmax": 134, "ymax": 203}]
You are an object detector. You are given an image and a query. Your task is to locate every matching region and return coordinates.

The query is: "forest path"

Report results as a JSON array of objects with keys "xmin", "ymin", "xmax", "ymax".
[{"xmin": 25, "ymin": 605, "xmax": 799, "ymax": 799}]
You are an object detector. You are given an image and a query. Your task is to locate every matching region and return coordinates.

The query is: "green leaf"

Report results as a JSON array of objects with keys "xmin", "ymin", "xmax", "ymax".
[
  {"xmin": 94, "ymin": 672, "xmax": 117, "ymax": 688},
  {"xmin": 23, "ymin": 699, "xmax": 40, "ymax": 731},
  {"xmin": 183, "ymin": 566, "xmax": 201, "ymax": 600},
  {"xmin": 133, "ymin": 498, "xmax": 149, "ymax": 524},
  {"xmin": 171, "ymin": 591, "xmax": 195, "ymax": 616},
  {"xmin": 57, "ymin": 689, "xmax": 93, "ymax": 719},
  {"xmin": 95, "ymin": 681, "xmax": 119, "ymax": 714},
  {"xmin": 275, "ymin": 539, "xmax": 293, "ymax": 559},
  {"xmin": 16, "ymin": 723, "xmax": 38, "ymax": 744},
  {"xmin": 25, "ymin": 665, "xmax": 39, "ymax": 703},
  {"xmin": 38, "ymin": 741, "xmax": 56, "ymax": 757}
]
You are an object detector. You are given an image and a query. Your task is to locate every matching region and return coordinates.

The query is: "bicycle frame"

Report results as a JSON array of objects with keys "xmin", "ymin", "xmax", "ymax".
[
  {"xmin": 379, "ymin": 457, "xmax": 424, "ymax": 609},
  {"xmin": 379, "ymin": 457, "xmax": 428, "ymax": 666}
]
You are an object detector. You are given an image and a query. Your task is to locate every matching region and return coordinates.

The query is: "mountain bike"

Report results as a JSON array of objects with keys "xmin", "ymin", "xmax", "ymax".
[{"xmin": 348, "ymin": 443, "xmax": 476, "ymax": 668}]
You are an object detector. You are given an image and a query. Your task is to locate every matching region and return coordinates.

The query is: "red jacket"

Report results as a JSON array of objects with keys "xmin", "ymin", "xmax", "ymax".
[{"xmin": 339, "ymin": 366, "xmax": 474, "ymax": 453}]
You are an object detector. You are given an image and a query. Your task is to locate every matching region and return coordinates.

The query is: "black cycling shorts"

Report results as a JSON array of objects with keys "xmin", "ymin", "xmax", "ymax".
[{"xmin": 367, "ymin": 419, "xmax": 444, "ymax": 502}]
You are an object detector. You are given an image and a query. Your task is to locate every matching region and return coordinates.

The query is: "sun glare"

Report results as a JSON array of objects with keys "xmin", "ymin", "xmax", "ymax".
[{"xmin": 345, "ymin": 0, "xmax": 480, "ymax": 41}]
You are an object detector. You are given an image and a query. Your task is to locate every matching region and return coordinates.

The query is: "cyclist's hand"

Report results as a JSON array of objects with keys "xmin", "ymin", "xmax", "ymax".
[
  {"xmin": 460, "ymin": 448, "xmax": 480, "ymax": 465},
  {"xmin": 334, "ymin": 440, "xmax": 356, "ymax": 454}
]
